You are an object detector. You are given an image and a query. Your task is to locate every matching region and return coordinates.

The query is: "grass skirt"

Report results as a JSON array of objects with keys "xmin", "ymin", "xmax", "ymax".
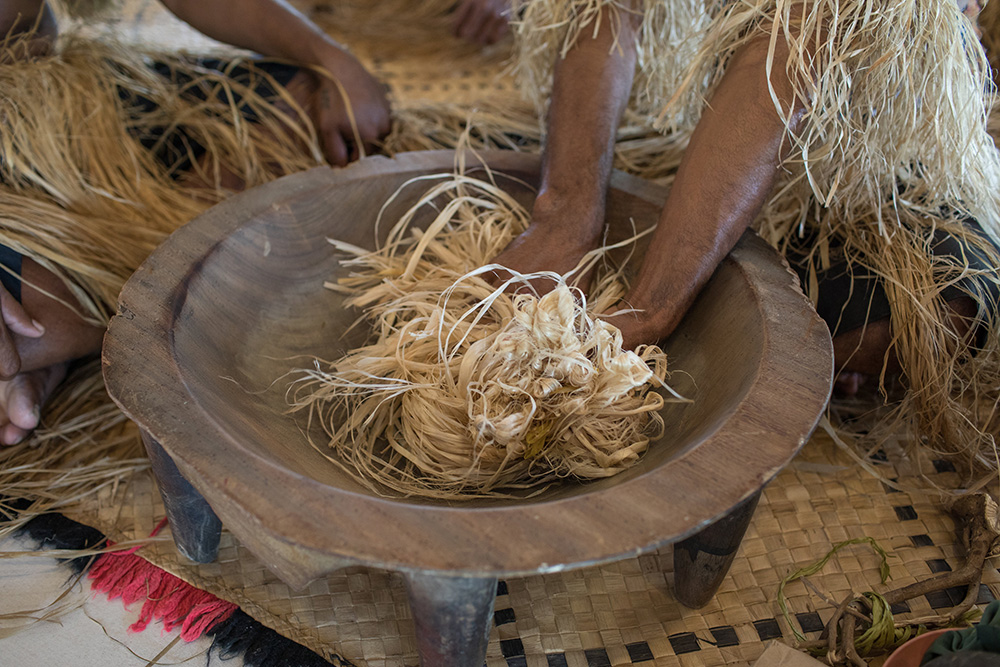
[
  {"xmin": 508, "ymin": 0, "xmax": 1000, "ymax": 477},
  {"xmin": 0, "ymin": 32, "xmax": 323, "ymax": 535}
]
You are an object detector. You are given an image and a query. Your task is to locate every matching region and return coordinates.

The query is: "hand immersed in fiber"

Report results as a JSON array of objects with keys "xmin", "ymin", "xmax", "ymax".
[
  {"xmin": 451, "ymin": 0, "xmax": 511, "ymax": 46},
  {"xmin": 311, "ymin": 45, "xmax": 391, "ymax": 166},
  {"xmin": 489, "ymin": 191, "xmax": 604, "ymax": 294},
  {"xmin": 158, "ymin": 0, "xmax": 392, "ymax": 166}
]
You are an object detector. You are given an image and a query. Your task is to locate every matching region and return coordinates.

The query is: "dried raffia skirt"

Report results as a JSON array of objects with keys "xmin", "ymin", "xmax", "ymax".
[
  {"xmin": 0, "ymin": 31, "xmax": 325, "ymax": 533},
  {"xmin": 507, "ymin": 0, "xmax": 1000, "ymax": 477}
]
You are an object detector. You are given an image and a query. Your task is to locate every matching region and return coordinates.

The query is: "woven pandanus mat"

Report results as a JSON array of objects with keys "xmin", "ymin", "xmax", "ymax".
[{"xmin": 66, "ymin": 427, "xmax": 1000, "ymax": 667}]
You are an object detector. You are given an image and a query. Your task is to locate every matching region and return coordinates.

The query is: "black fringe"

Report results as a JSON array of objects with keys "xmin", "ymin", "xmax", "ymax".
[
  {"xmin": 208, "ymin": 609, "xmax": 355, "ymax": 667},
  {"xmin": 14, "ymin": 509, "xmax": 106, "ymax": 574},
  {"xmin": 6, "ymin": 501, "xmax": 349, "ymax": 667}
]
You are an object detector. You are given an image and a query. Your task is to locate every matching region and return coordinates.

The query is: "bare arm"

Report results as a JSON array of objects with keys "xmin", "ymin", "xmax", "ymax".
[
  {"xmin": 0, "ymin": 0, "xmax": 56, "ymax": 56},
  {"xmin": 609, "ymin": 35, "xmax": 807, "ymax": 348},
  {"xmin": 159, "ymin": 0, "xmax": 338, "ymax": 65},
  {"xmin": 492, "ymin": 2, "xmax": 808, "ymax": 349},
  {"xmin": 159, "ymin": 0, "xmax": 390, "ymax": 163},
  {"xmin": 491, "ymin": 4, "xmax": 639, "ymax": 281}
]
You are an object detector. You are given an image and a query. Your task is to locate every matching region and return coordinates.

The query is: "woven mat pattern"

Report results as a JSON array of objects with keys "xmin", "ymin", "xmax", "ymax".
[{"xmin": 72, "ymin": 429, "xmax": 1000, "ymax": 667}]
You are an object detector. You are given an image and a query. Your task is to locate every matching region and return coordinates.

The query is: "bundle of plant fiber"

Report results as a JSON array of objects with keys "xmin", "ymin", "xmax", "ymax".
[
  {"xmin": 0, "ymin": 28, "xmax": 322, "ymax": 534},
  {"xmin": 290, "ymin": 168, "xmax": 674, "ymax": 499}
]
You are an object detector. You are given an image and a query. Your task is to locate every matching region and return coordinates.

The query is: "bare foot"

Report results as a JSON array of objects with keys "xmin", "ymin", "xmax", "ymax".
[{"xmin": 0, "ymin": 362, "xmax": 68, "ymax": 445}]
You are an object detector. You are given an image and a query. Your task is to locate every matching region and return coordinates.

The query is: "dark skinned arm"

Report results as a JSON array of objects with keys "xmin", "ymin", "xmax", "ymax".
[
  {"xmin": 0, "ymin": 0, "xmax": 56, "ymax": 57},
  {"xmin": 491, "ymin": 3, "xmax": 640, "ymax": 283},
  {"xmin": 607, "ymin": 35, "xmax": 807, "ymax": 348},
  {"xmin": 159, "ymin": 0, "xmax": 390, "ymax": 164},
  {"xmin": 493, "ymin": 3, "xmax": 808, "ymax": 349}
]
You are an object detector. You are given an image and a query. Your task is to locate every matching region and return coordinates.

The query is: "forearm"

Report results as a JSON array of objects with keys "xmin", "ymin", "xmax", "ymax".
[
  {"xmin": 0, "ymin": 0, "xmax": 56, "ymax": 50},
  {"xmin": 159, "ymin": 0, "xmax": 342, "ymax": 65},
  {"xmin": 625, "ymin": 36, "xmax": 808, "ymax": 338},
  {"xmin": 536, "ymin": 3, "xmax": 640, "ymax": 237}
]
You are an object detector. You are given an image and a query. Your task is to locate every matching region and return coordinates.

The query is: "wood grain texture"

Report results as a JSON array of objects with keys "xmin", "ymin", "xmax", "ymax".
[{"xmin": 103, "ymin": 151, "xmax": 833, "ymax": 586}]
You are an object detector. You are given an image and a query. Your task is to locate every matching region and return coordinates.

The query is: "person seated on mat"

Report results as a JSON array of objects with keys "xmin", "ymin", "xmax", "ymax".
[
  {"xmin": 0, "ymin": 0, "xmax": 392, "ymax": 446},
  {"xmin": 493, "ymin": 0, "xmax": 1000, "ymax": 460}
]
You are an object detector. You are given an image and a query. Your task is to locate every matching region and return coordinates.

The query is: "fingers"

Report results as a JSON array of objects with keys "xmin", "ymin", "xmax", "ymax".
[
  {"xmin": 0, "ymin": 373, "xmax": 40, "ymax": 445},
  {"xmin": 314, "ymin": 73, "xmax": 391, "ymax": 167},
  {"xmin": 0, "ymin": 364, "xmax": 68, "ymax": 446},
  {"xmin": 323, "ymin": 127, "xmax": 349, "ymax": 167},
  {"xmin": 1, "ymin": 422, "xmax": 30, "ymax": 446},
  {"xmin": 0, "ymin": 289, "xmax": 33, "ymax": 379},
  {"xmin": 0, "ymin": 321, "xmax": 19, "ymax": 379},
  {"xmin": 0, "ymin": 288, "xmax": 43, "ymax": 338},
  {"xmin": 452, "ymin": 0, "xmax": 509, "ymax": 46}
]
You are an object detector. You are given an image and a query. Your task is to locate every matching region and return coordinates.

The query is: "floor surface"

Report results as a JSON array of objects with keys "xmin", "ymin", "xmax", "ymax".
[{"xmin": 0, "ymin": 535, "xmax": 240, "ymax": 667}]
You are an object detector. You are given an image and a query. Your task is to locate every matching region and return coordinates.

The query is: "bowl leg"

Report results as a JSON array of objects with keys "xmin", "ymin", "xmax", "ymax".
[
  {"xmin": 141, "ymin": 430, "xmax": 222, "ymax": 563},
  {"xmin": 404, "ymin": 571, "xmax": 498, "ymax": 667},
  {"xmin": 673, "ymin": 490, "xmax": 762, "ymax": 608}
]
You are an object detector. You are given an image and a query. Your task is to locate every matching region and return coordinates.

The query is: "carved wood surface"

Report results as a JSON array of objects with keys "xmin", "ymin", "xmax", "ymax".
[{"xmin": 103, "ymin": 151, "xmax": 833, "ymax": 585}]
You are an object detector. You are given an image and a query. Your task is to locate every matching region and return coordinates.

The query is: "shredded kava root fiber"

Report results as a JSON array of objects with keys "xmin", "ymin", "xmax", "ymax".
[{"xmin": 290, "ymin": 167, "xmax": 674, "ymax": 499}]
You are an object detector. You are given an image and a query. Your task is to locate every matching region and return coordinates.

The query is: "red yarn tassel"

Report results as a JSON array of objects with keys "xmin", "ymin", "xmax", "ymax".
[{"xmin": 88, "ymin": 518, "xmax": 237, "ymax": 639}]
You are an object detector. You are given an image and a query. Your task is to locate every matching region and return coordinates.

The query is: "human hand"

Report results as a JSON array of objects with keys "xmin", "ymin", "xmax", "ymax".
[
  {"xmin": 312, "ymin": 46, "xmax": 392, "ymax": 166},
  {"xmin": 488, "ymin": 194, "xmax": 604, "ymax": 294},
  {"xmin": 0, "ymin": 285, "xmax": 44, "ymax": 380},
  {"xmin": 451, "ymin": 0, "xmax": 510, "ymax": 46},
  {"xmin": 598, "ymin": 302, "xmax": 660, "ymax": 352}
]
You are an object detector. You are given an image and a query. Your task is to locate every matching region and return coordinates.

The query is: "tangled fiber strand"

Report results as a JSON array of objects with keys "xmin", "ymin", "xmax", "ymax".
[
  {"xmin": 0, "ymin": 29, "xmax": 323, "ymax": 541},
  {"xmin": 290, "ymin": 169, "xmax": 673, "ymax": 499},
  {"xmin": 0, "ymin": 32, "xmax": 322, "ymax": 323}
]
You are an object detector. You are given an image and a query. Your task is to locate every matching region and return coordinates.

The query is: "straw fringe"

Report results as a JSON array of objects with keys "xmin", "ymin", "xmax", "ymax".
[
  {"xmin": 684, "ymin": 0, "xmax": 1000, "ymax": 473},
  {"xmin": 0, "ymin": 33, "xmax": 322, "ymax": 322},
  {"xmin": 510, "ymin": 0, "xmax": 1000, "ymax": 475},
  {"xmin": 0, "ymin": 30, "xmax": 323, "ymax": 529},
  {"xmin": 510, "ymin": 0, "xmax": 709, "ymax": 124}
]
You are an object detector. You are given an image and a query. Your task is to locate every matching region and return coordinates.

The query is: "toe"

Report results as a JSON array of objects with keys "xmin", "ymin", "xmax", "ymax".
[
  {"xmin": 1, "ymin": 421, "xmax": 28, "ymax": 445},
  {"xmin": 7, "ymin": 375, "xmax": 40, "ymax": 431}
]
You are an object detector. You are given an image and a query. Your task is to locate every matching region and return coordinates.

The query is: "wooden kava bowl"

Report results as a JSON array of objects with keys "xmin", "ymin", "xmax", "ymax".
[{"xmin": 103, "ymin": 150, "xmax": 833, "ymax": 666}]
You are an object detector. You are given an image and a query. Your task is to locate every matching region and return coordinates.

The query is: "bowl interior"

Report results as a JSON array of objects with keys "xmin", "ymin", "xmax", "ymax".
[{"xmin": 170, "ymin": 163, "xmax": 764, "ymax": 507}]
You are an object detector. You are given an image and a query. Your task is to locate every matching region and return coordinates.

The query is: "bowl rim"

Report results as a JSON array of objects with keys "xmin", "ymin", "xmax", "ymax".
[{"xmin": 103, "ymin": 150, "xmax": 834, "ymax": 577}]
